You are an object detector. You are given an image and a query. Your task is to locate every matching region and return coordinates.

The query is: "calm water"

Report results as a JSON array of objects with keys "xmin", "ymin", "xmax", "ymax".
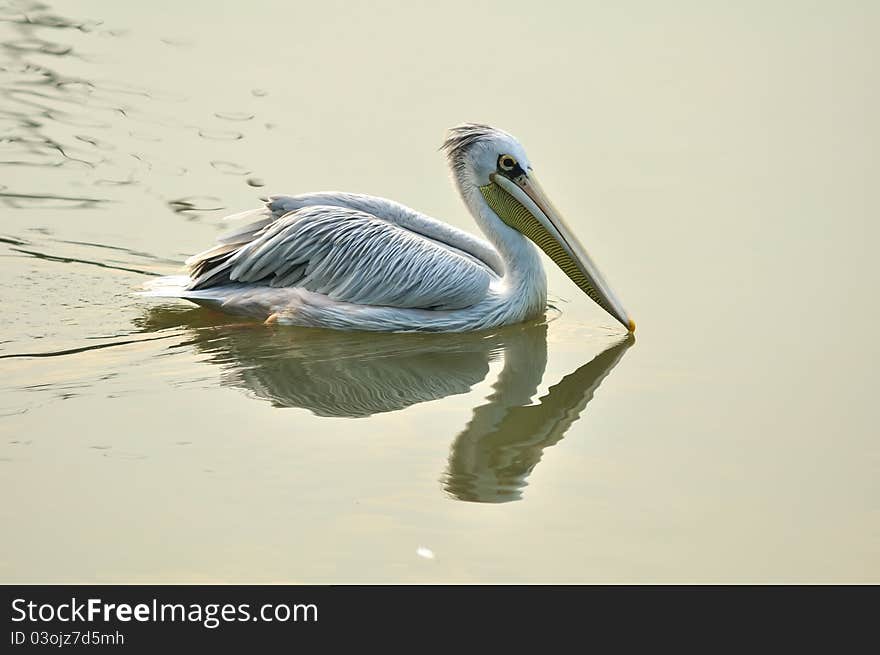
[{"xmin": 1, "ymin": 0, "xmax": 877, "ymax": 582}]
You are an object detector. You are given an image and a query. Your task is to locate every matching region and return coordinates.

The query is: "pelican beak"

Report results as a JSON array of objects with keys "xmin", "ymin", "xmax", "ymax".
[{"xmin": 487, "ymin": 172, "xmax": 635, "ymax": 332}]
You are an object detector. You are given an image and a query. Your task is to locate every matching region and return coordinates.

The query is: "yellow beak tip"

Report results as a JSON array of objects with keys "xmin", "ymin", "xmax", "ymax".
[{"xmin": 627, "ymin": 319, "xmax": 636, "ymax": 333}]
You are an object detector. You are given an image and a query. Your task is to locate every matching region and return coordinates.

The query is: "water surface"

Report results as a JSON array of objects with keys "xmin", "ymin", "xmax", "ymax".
[{"xmin": 1, "ymin": 0, "xmax": 877, "ymax": 582}]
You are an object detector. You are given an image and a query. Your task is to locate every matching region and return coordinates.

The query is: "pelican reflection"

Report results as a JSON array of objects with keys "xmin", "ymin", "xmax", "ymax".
[
  {"xmin": 137, "ymin": 307, "xmax": 631, "ymax": 501},
  {"xmin": 139, "ymin": 306, "xmax": 512, "ymax": 417},
  {"xmin": 442, "ymin": 333, "xmax": 632, "ymax": 503}
]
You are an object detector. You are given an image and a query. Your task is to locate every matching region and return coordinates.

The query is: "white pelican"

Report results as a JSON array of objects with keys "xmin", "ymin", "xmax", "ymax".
[{"xmin": 145, "ymin": 124, "xmax": 635, "ymax": 333}]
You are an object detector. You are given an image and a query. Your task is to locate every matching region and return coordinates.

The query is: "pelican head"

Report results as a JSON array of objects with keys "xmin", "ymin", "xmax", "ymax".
[{"xmin": 442, "ymin": 123, "xmax": 634, "ymax": 332}]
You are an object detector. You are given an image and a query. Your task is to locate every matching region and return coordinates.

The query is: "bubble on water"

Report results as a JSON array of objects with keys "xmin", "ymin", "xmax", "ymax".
[
  {"xmin": 416, "ymin": 547, "xmax": 435, "ymax": 560},
  {"xmin": 246, "ymin": 177, "xmax": 265, "ymax": 187},
  {"xmin": 211, "ymin": 160, "xmax": 251, "ymax": 175},
  {"xmin": 57, "ymin": 81, "xmax": 94, "ymax": 95},
  {"xmin": 251, "ymin": 88, "xmax": 268, "ymax": 97}
]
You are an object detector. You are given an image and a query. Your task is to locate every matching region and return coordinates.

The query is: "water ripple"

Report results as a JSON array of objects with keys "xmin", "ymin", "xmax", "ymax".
[
  {"xmin": 214, "ymin": 111, "xmax": 253, "ymax": 122},
  {"xmin": 0, "ymin": 333, "xmax": 178, "ymax": 361},
  {"xmin": 10, "ymin": 246, "xmax": 160, "ymax": 275},
  {"xmin": 0, "ymin": 191, "xmax": 107, "ymax": 208},
  {"xmin": 198, "ymin": 128, "xmax": 243, "ymax": 141},
  {"xmin": 167, "ymin": 196, "xmax": 225, "ymax": 213}
]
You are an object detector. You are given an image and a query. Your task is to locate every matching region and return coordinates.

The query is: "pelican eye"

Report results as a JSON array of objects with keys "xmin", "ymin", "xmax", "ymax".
[{"xmin": 498, "ymin": 155, "xmax": 517, "ymax": 172}]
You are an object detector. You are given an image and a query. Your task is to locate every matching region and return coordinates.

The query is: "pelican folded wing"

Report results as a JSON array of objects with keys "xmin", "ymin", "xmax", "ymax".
[{"xmin": 187, "ymin": 205, "xmax": 492, "ymax": 311}]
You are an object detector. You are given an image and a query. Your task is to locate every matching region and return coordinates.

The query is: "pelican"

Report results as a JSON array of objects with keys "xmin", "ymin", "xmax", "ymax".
[{"xmin": 145, "ymin": 124, "xmax": 635, "ymax": 333}]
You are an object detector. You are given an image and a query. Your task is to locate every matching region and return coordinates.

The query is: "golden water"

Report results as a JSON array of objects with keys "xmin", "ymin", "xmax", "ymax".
[{"xmin": 1, "ymin": 0, "xmax": 877, "ymax": 582}]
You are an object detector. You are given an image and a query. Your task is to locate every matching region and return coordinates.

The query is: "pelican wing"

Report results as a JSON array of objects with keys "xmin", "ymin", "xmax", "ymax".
[
  {"xmin": 186, "ymin": 205, "xmax": 494, "ymax": 310},
  {"xmin": 266, "ymin": 193, "xmax": 504, "ymax": 275}
]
